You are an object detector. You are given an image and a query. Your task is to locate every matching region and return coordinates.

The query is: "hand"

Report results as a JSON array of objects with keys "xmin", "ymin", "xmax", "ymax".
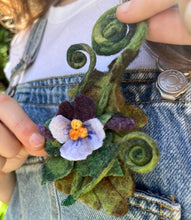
[
  {"xmin": 178, "ymin": 0, "xmax": 191, "ymax": 34},
  {"xmin": 116, "ymin": 0, "xmax": 191, "ymax": 45},
  {"xmin": 0, "ymin": 94, "xmax": 46, "ymax": 203}
]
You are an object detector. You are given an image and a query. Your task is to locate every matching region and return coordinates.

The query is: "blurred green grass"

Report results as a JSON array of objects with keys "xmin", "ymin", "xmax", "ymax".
[
  {"xmin": 0, "ymin": 202, "xmax": 8, "ymax": 220},
  {"xmin": 0, "ymin": 25, "xmax": 12, "ymax": 91}
]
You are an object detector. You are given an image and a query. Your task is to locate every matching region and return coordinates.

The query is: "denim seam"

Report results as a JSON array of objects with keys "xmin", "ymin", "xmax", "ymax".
[
  {"xmin": 126, "ymin": 100, "xmax": 191, "ymax": 105},
  {"xmin": 182, "ymin": 93, "xmax": 191, "ymax": 140},
  {"xmin": 19, "ymin": 102, "xmax": 62, "ymax": 106},
  {"xmin": 24, "ymin": 161, "xmax": 44, "ymax": 165},
  {"xmin": 47, "ymin": 183, "xmax": 60, "ymax": 220},
  {"xmin": 134, "ymin": 194, "xmax": 180, "ymax": 211},
  {"xmin": 122, "ymin": 79, "xmax": 156, "ymax": 83},
  {"xmin": 127, "ymin": 202, "xmax": 171, "ymax": 219},
  {"xmin": 17, "ymin": 83, "xmax": 79, "ymax": 90},
  {"xmin": 125, "ymin": 68, "xmax": 158, "ymax": 73},
  {"xmin": 130, "ymin": 194, "xmax": 181, "ymax": 219},
  {"xmin": 17, "ymin": 73, "xmax": 85, "ymax": 85},
  {"xmin": 159, "ymin": 203, "xmax": 163, "ymax": 220},
  {"xmin": 51, "ymin": 183, "xmax": 60, "ymax": 220},
  {"xmin": 147, "ymin": 191, "xmax": 176, "ymax": 204}
]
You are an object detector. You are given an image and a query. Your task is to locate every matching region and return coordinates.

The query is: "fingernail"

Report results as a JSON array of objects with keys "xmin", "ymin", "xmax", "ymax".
[
  {"xmin": 29, "ymin": 133, "xmax": 45, "ymax": 148},
  {"xmin": 118, "ymin": 2, "xmax": 130, "ymax": 13}
]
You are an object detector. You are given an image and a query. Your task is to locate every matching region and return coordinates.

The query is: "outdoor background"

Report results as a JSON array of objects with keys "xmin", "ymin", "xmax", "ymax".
[{"xmin": 0, "ymin": 24, "xmax": 12, "ymax": 92}]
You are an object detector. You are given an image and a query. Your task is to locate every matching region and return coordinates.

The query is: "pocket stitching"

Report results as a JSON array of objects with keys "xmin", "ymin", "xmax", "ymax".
[{"xmin": 128, "ymin": 193, "xmax": 181, "ymax": 220}]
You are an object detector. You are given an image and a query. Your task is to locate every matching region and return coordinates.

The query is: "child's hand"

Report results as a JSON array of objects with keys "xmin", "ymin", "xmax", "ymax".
[
  {"xmin": 116, "ymin": 0, "xmax": 191, "ymax": 45},
  {"xmin": 0, "ymin": 94, "xmax": 46, "ymax": 204},
  {"xmin": 0, "ymin": 94, "xmax": 46, "ymax": 174},
  {"xmin": 178, "ymin": 0, "xmax": 191, "ymax": 34}
]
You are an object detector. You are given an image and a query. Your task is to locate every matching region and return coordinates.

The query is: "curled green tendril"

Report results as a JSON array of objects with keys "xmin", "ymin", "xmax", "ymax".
[
  {"xmin": 67, "ymin": 43, "xmax": 96, "ymax": 70},
  {"xmin": 92, "ymin": 5, "xmax": 135, "ymax": 56},
  {"xmin": 67, "ymin": 43, "xmax": 96, "ymax": 95},
  {"xmin": 119, "ymin": 132, "xmax": 160, "ymax": 174},
  {"xmin": 96, "ymin": 8, "xmax": 148, "ymax": 114}
]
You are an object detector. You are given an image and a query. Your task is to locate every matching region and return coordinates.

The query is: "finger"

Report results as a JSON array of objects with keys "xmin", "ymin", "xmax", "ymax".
[
  {"xmin": 178, "ymin": 0, "xmax": 191, "ymax": 34},
  {"xmin": 2, "ymin": 148, "xmax": 28, "ymax": 173},
  {"xmin": 147, "ymin": 8, "xmax": 191, "ymax": 44},
  {"xmin": 0, "ymin": 156, "xmax": 6, "ymax": 170},
  {"xmin": 0, "ymin": 94, "xmax": 46, "ymax": 156},
  {"xmin": 0, "ymin": 122, "xmax": 22, "ymax": 158},
  {"xmin": 116, "ymin": 0, "xmax": 177, "ymax": 23}
]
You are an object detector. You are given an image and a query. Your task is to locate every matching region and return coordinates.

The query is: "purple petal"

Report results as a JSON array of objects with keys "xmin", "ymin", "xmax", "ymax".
[
  {"xmin": 49, "ymin": 115, "xmax": 71, "ymax": 143},
  {"xmin": 38, "ymin": 124, "xmax": 55, "ymax": 141},
  {"xmin": 56, "ymin": 101, "xmax": 74, "ymax": 120},
  {"xmin": 105, "ymin": 115, "xmax": 135, "ymax": 131},
  {"xmin": 60, "ymin": 138, "xmax": 94, "ymax": 161},
  {"xmin": 74, "ymin": 94, "xmax": 95, "ymax": 122},
  {"xmin": 84, "ymin": 118, "xmax": 105, "ymax": 150}
]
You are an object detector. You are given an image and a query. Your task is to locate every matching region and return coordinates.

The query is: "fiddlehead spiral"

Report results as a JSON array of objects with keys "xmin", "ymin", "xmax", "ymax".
[
  {"xmin": 92, "ymin": 6, "xmax": 136, "ymax": 55},
  {"xmin": 119, "ymin": 132, "xmax": 159, "ymax": 173},
  {"xmin": 67, "ymin": 43, "xmax": 96, "ymax": 95},
  {"xmin": 67, "ymin": 43, "xmax": 96, "ymax": 70}
]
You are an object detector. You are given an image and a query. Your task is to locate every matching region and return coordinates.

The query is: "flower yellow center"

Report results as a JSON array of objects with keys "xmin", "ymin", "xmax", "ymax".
[
  {"xmin": 71, "ymin": 119, "xmax": 82, "ymax": 130},
  {"xmin": 70, "ymin": 119, "xmax": 88, "ymax": 140}
]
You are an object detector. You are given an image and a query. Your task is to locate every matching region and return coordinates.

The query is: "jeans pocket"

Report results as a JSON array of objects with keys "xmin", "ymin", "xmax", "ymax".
[
  {"xmin": 55, "ymin": 188, "xmax": 181, "ymax": 220},
  {"xmin": 126, "ymin": 190, "xmax": 181, "ymax": 220}
]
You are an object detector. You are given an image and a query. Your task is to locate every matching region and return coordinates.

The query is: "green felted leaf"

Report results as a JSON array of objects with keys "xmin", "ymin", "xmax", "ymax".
[
  {"xmin": 121, "ymin": 104, "xmax": 148, "ymax": 128},
  {"xmin": 97, "ymin": 113, "xmax": 114, "ymax": 125},
  {"xmin": 44, "ymin": 119, "xmax": 61, "ymax": 156},
  {"xmin": 94, "ymin": 178, "xmax": 129, "ymax": 217},
  {"xmin": 74, "ymin": 132, "xmax": 118, "ymax": 178},
  {"xmin": 105, "ymin": 84, "xmax": 125, "ymax": 113},
  {"xmin": 45, "ymin": 139, "xmax": 61, "ymax": 156},
  {"xmin": 79, "ymin": 190, "xmax": 101, "ymax": 210},
  {"xmin": 108, "ymin": 165, "xmax": 135, "ymax": 198},
  {"xmin": 45, "ymin": 119, "xmax": 52, "ymax": 128},
  {"xmin": 79, "ymin": 177, "xmax": 101, "ymax": 210},
  {"xmin": 106, "ymin": 159, "xmax": 124, "ymax": 177},
  {"xmin": 81, "ymin": 69, "xmax": 111, "ymax": 111},
  {"xmin": 62, "ymin": 195, "xmax": 76, "ymax": 206},
  {"xmin": 70, "ymin": 172, "xmax": 84, "ymax": 195},
  {"xmin": 41, "ymin": 156, "xmax": 74, "ymax": 184},
  {"xmin": 55, "ymin": 172, "xmax": 74, "ymax": 194}
]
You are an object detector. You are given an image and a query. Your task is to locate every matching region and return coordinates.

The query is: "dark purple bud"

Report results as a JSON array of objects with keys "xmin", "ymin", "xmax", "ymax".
[
  {"xmin": 56, "ymin": 101, "xmax": 74, "ymax": 120},
  {"xmin": 74, "ymin": 94, "xmax": 95, "ymax": 122},
  {"xmin": 105, "ymin": 115, "xmax": 135, "ymax": 131},
  {"xmin": 38, "ymin": 124, "xmax": 55, "ymax": 141}
]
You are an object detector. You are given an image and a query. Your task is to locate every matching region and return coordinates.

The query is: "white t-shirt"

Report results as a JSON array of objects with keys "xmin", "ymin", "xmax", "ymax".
[{"xmin": 4, "ymin": 0, "xmax": 155, "ymax": 83}]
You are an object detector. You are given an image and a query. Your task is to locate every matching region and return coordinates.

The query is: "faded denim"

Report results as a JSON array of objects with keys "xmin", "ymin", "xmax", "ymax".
[{"xmin": 5, "ymin": 69, "xmax": 191, "ymax": 219}]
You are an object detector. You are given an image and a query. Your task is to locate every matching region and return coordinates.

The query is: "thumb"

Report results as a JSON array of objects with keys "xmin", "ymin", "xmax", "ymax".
[
  {"xmin": 178, "ymin": 0, "xmax": 191, "ymax": 34},
  {"xmin": 116, "ymin": 0, "xmax": 176, "ymax": 23}
]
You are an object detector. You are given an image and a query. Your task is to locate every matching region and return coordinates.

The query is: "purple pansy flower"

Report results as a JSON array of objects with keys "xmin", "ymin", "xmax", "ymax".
[{"xmin": 48, "ymin": 94, "xmax": 106, "ymax": 161}]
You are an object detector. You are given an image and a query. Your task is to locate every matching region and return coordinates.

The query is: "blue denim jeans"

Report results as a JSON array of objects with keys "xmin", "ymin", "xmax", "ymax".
[{"xmin": 5, "ymin": 69, "xmax": 191, "ymax": 220}]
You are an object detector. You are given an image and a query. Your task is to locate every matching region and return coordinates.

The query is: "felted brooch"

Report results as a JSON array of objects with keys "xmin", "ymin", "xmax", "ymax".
[{"xmin": 39, "ymin": 6, "xmax": 160, "ymax": 217}]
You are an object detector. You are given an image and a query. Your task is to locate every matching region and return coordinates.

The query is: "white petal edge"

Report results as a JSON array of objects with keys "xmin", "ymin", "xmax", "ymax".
[
  {"xmin": 84, "ymin": 118, "xmax": 106, "ymax": 150},
  {"xmin": 49, "ymin": 115, "xmax": 71, "ymax": 143},
  {"xmin": 60, "ymin": 138, "xmax": 94, "ymax": 161}
]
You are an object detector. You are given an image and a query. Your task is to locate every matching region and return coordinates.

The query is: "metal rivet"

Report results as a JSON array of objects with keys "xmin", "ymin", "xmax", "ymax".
[{"xmin": 156, "ymin": 57, "xmax": 188, "ymax": 100}]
